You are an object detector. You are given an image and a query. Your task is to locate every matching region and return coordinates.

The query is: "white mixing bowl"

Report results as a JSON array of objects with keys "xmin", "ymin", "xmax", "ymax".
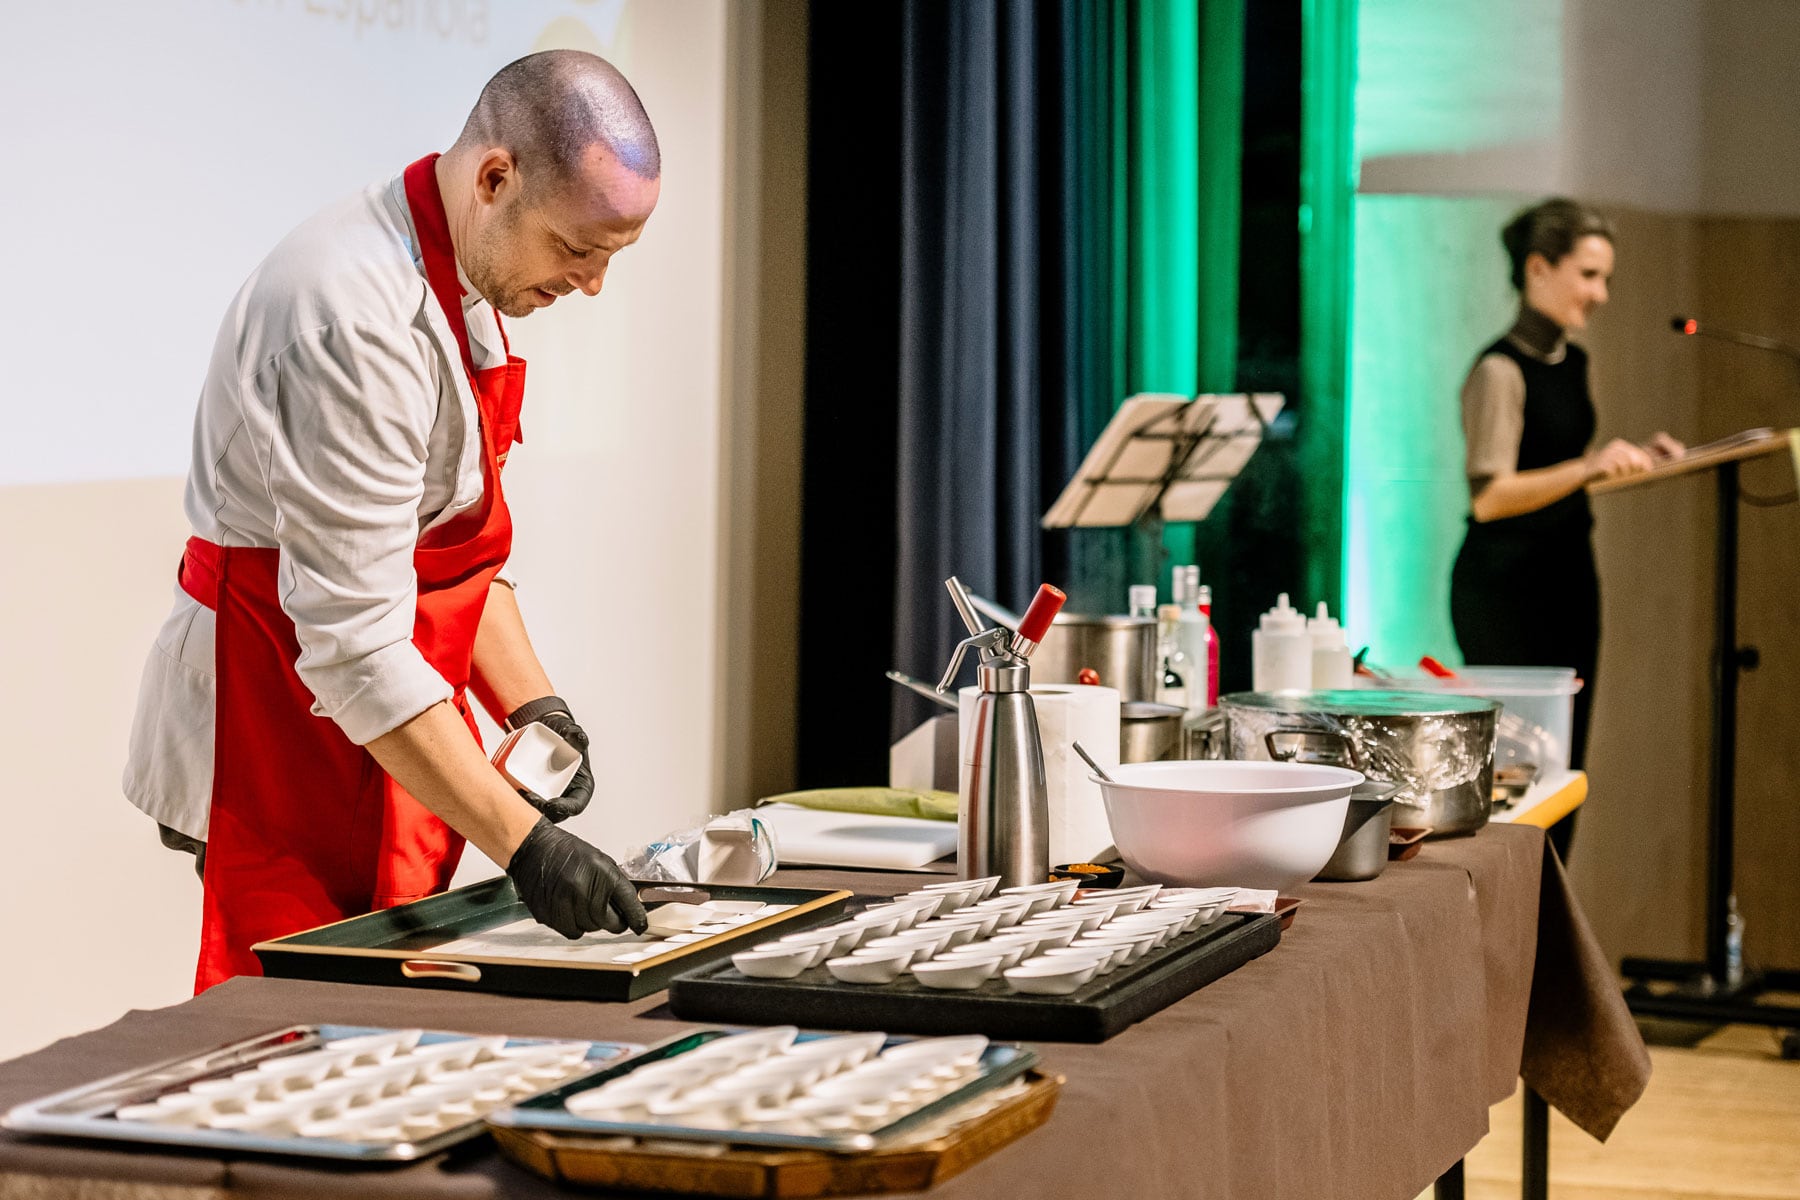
[{"xmin": 1092, "ymin": 760, "xmax": 1364, "ymax": 891}]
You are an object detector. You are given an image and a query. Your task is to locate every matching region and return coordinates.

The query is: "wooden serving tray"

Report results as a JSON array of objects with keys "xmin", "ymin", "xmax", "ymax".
[
  {"xmin": 253, "ymin": 878, "xmax": 850, "ymax": 1002},
  {"xmin": 668, "ymin": 908, "xmax": 1280, "ymax": 1042},
  {"xmin": 489, "ymin": 1070, "xmax": 1063, "ymax": 1198}
]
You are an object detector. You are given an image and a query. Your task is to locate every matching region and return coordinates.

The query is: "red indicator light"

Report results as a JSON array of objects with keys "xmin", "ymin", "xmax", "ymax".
[{"xmin": 1683, "ymin": 319, "xmax": 1698, "ymax": 335}]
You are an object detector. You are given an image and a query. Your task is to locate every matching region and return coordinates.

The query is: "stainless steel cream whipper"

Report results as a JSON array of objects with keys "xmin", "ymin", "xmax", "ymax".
[{"xmin": 936, "ymin": 577, "xmax": 1067, "ymax": 887}]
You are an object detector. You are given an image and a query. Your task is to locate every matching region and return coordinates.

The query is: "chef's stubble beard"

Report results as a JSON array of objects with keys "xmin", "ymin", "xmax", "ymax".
[{"xmin": 466, "ymin": 203, "xmax": 538, "ymax": 319}]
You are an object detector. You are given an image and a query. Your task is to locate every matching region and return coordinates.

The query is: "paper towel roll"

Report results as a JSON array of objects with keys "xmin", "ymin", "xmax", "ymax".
[{"xmin": 958, "ymin": 684, "xmax": 1122, "ymax": 867}]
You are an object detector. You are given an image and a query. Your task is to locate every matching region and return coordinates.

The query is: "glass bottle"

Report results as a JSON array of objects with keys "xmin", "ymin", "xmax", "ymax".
[{"xmin": 1156, "ymin": 603, "xmax": 1189, "ymax": 710}]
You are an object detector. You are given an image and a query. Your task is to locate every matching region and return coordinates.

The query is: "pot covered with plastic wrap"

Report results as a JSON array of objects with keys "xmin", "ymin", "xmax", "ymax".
[{"xmin": 1217, "ymin": 690, "xmax": 1500, "ymax": 836}]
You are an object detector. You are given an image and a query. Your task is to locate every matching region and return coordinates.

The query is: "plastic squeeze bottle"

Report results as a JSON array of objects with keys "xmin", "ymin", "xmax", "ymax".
[
  {"xmin": 1308, "ymin": 602, "xmax": 1353, "ymax": 689},
  {"xmin": 1251, "ymin": 593, "xmax": 1311, "ymax": 692}
]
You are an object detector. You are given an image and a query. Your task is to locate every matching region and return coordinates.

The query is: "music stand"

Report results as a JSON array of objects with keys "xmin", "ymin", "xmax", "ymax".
[
  {"xmin": 1593, "ymin": 426, "xmax": 1800, "ymax": 1043},
  {"xmin": 1041, "ymin": 393, "xmax": 1285, "ymax": 529}
]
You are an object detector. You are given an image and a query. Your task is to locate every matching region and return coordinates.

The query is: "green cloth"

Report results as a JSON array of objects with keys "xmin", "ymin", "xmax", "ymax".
[{"xmin": 756, "ymin": 788, "xmax": 959, "ymax": 823}]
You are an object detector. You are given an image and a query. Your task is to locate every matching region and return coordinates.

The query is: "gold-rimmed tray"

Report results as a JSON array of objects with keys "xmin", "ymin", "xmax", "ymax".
[{"xmin": 253, "ymin": 878, "xmax": 851, "ymax": 1001}]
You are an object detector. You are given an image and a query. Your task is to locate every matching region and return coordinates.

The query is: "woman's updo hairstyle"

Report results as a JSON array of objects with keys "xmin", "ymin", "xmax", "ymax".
[{"xmin": 1500, "ymin": 198, "xmax": 1614, "ymax": 291}]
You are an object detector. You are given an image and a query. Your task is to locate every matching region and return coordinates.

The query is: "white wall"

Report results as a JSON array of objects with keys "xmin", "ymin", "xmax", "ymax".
[
  {"xmin": 0, "ymin": 0, "xmax": 737, "ymax": 1058},
  {"xmin": 1358, "ymin": 0, "xmax": 1800, "ymax": 219}
]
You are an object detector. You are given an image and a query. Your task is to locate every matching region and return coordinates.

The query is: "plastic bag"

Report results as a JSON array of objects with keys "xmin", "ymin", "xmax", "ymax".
[{"xmin": 620, "ymin": 808, "xmax": 778, "ymax": 885}]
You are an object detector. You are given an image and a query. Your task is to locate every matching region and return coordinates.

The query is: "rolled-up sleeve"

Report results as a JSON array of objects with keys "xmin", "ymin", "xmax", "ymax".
[
  {"xmin": 256, "ymin": 320, "xmax": 453, "ymax": 745},
  {"xmin": 1461, "ymin": 353, "xmax": 1526, "ymax": 491}
]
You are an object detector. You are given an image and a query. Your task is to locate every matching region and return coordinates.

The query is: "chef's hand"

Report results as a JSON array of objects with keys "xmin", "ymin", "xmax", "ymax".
[
  {"xmin": 515, "ymin": 710, "xmax": 594, "ymax": 824},
  {"xmin": 505, "ymin": 817, "xmax": 648, "ymax": 938},
  {"xmin": 1644, "ymin": 431, "xmax": 1686, "ymax": 461},
  {"xmin": 1584, "ymin": 437, "xmax": 1656, "ymax": 482}
]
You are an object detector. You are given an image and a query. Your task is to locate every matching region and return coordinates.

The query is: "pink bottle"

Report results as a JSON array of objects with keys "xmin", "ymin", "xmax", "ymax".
[{"xmin": 1198, "ymin": 586, "xmax": 1220, "ymax": 707}]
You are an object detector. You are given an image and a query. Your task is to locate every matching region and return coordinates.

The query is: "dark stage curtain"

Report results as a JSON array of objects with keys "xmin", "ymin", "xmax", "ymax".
[
  {"xmin": 891, "ymin": 0, "xmax": 1049, "ymax": 739},
  {"xmin": 796, "ymin": 0, "xmax": 1288, "ymax": 785},
  {"xmin": 798, "ymin": 0, "xmax": 1137, "ymax": 780}
]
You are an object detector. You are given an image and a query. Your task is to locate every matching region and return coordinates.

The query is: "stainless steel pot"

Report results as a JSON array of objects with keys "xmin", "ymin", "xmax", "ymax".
[
  {"xmin": 1219, "ymin": 690, "xmax": 1500, "ymax": 836},
  {"xmin": 1120, "ymin": 701, "xmax": 1185, "ymax": 763},
  {"xmin": 967, "ymin": 594, "xmax": 1157, "ymax": 700},
  {"xmin": 1033, "ymin": 614, "xmax": 1158, "ymax": 700}
]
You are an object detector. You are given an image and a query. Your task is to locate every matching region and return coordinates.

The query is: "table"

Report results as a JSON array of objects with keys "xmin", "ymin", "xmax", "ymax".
[
  {"xmin": 0, "ymin": 824, "xmax": 1646, "ymax": 1200},
  {"xmin": 1449, "ymin": 770, "xmax": 1589, "ymax": 1200},
  {"xmin": 1492, "ymin": 769, "xmax": 1586, "ymax": 831}
]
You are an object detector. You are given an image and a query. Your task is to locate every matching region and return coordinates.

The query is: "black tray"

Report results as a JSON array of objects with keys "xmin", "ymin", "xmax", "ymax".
[
  {"xmin": 667, "ymin": 907, "xmax": 1281, "ymax": 1042},
  {"xmin": 254, "ymin": 878, "xmax": 850, "ymax": 1002}
]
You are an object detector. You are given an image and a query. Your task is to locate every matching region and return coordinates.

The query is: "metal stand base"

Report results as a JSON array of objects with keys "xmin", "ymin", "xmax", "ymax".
[
  {"xmin": 1622, "ymin": 462, "xmax": 1800, "ymax": 1044},
  {"xmin": 1623, "ymin": 958, "xmax": 1800, "ymax": 1029}
]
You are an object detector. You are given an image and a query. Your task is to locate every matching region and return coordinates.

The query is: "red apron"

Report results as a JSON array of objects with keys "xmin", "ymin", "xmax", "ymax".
[{"xmin": 185, "ymin": 154, "xmax": 526, "ymax": 992}]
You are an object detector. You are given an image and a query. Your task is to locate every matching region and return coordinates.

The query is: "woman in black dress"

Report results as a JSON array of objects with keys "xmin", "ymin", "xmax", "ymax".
[{"xmin": 1450, "ymin": 199, "xmax": 1681, "ymax": 852}]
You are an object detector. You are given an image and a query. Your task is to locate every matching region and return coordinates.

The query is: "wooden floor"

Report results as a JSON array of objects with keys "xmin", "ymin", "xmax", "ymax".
[{"xmin": 1421, "ymin": 1022, "xmax": 1800, "ymax": 1200}]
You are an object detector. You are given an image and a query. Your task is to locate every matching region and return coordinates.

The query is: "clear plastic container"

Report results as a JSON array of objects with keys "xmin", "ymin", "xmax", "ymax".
[{"xmin": 1408, "ymin": 666, "xmax": 1582, "ymax": 774}]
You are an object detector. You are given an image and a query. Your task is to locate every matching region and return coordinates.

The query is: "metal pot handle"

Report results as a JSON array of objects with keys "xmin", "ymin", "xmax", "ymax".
[{"xmin": 1265, "ymin": 727, "xmax": 1361, "ymax": 768}]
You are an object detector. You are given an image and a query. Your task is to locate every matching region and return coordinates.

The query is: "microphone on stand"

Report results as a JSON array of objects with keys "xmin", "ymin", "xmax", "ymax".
[{"xmin": 1670, "ymin": 315, "xmax": 1800, "ymax": 364}]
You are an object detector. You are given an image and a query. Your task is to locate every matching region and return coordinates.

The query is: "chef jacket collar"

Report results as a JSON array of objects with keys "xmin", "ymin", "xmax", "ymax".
[{"xmin": 388, "ymin": 172, "xmax": 491, "ymax": 317}]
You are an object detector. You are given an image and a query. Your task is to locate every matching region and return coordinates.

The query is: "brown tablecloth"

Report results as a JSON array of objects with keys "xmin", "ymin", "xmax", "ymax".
[{"xmin": 0, "ymin": 823, "xmax": 1647, "ymax": 1200}]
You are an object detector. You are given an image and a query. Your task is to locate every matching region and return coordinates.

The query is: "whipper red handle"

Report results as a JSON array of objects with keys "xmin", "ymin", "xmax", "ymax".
[{"xmin": 1015, "ymin": 584, "xmax": 1067, "ymax": 647}]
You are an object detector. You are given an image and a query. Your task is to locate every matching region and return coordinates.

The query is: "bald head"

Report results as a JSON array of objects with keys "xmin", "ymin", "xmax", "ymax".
[
  {"xmin": 440, "ymin": 50, "xmax": 660, "ymax": 318},
  {"xmin": 455, "ymin": 50, "xmax": 660, "ymax": 194}
]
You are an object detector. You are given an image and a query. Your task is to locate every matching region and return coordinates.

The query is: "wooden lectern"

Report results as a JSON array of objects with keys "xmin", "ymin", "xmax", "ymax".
[{"xmin": 1592, "ymin": 427, "xmax": 1800, "ymax": 1043}]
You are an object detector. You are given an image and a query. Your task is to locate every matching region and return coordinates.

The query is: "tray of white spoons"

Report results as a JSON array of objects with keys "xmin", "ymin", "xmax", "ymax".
[
  {"xmin": 1, "ymin": 1024, "xmax": 639, "ymax": 1162},
  {"xmin": 667, "ymin": 876, "xmax": 1283, "ymax": 1041},
  {"xmin": 487, "ymin": 1025, "xmax": 1040, "ymax": 1153}
]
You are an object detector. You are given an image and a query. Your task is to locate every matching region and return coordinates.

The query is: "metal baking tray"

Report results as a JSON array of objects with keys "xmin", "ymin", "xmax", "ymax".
[
  {"xmin": 487, "ymin": 1029, "xmax": 1041, "ymax": 1153},
  {"xmin": 668, "ymin": 905, "xmax": 1282, "ymax": 1042},
  {"xmin": 253, "ymin": 878, "xmax": 851, "ymax": 1001},
  {"xmin": 1, "ymin": 1023, "xmax": 641, "ymax": 1163}
]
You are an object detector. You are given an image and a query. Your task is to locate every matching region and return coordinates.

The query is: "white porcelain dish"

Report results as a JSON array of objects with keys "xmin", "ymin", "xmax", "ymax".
[
  {"xmin": 730, "ymin": 945, "xmax": 816, "ymax": 978},
  {"xmin": 910, "ymin": 957, "xmax": 1003, "ymax": 990},
  {"xmin": 490, "ymin": 722, "xmax": 584, "ymax": 799},
  {"xmin": 940, "ymin": 940, "xmax": 1028, "ymax": 969},
  {"xmin": 1003, "ymin": 956, "xmax": 1101, "ymax": 995},
  {"xmin": 1043, "ymin": 943, "xmax": 1128, "ymax": 973},
  {"xmin": 919, "ymin": 875, "xmax": 1000, "ymax": 901},
  {"xmin": 826, "ymin": 952, "xmax": 910, "ymax": 985},
  {"xmin": 1093, "ymin": 759, "xmax": 1361, "ymax": 890}
]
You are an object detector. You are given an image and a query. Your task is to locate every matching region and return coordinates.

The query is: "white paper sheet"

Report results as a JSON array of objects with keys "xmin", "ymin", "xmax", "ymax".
[{"xmin": 755, "ymin": 803, "xmax": 960, "ymax": 870}]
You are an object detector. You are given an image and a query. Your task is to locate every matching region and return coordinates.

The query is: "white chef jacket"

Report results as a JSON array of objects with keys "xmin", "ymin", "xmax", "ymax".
[{"xmin": 125, "ymin": 169, "xmax": 514, "ymax": 841}]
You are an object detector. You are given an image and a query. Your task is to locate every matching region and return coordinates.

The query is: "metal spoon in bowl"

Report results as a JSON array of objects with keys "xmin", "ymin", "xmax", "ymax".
[{"xmin": 1072, "ymin": 741, "xmax": 1115, "ymax": 784}]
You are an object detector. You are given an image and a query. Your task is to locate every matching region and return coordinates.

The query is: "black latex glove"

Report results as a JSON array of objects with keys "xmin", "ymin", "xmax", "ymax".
[
  {"xmin": 505, "ymin": 817, "xmax": 648, "ymax": 938},
  {"xmin": 518, "ymin": 710, "xmax": 594, "ymax": 824}
]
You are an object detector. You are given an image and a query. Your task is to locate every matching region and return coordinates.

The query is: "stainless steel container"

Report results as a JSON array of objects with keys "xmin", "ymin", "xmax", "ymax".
[
  {"xmin": 941, "ymin": 577, "xmax": 1059, "ymax": 888},
  {"xmin": 1314, "ymin": 782, "xmax": 1401, "ymax": 881},
  {"xmin": 960, "ymin": 672, "xmax": 1051, "ymax": 887},
  {"xmin": 1120, "ymin": 701, "xmax": 1185, "ymax": 763},
  {"xmin": 1024, "ymin": 613, "xmax": 1158, "ymax": 700},
  {"xmin": 1219, "ymin": 690, "xmax": 1500, "ymax": 837}
]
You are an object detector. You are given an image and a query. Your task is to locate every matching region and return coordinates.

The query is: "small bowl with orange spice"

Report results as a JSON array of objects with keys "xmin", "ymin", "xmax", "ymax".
[{"xmin": 1048, "ymin": 862, "xmax": 1124, "ymax": 889}]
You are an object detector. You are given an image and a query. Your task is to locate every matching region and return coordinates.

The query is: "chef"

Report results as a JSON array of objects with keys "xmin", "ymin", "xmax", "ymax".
[{"xmin": 124, "ymin": 50, "xmax": 657, "ymax": 991}]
